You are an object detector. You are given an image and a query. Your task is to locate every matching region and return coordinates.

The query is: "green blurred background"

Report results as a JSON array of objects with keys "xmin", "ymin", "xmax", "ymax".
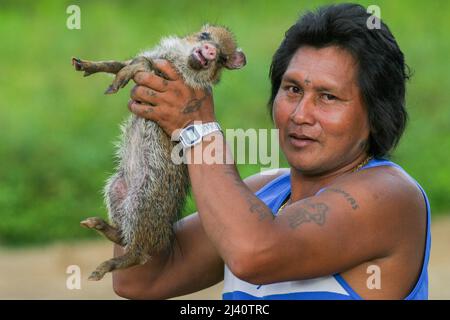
[{"xmin": 0, "ymin": 0, "xmax": 449, "ymax": 246}]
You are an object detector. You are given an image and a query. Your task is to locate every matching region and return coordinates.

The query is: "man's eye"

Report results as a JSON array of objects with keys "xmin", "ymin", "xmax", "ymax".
[
  {"xmin": 322, "ymin": 93, "xmax": 337, "ymax": 101},
  {"xmin": 286, "ymin": 86, "xmax": 301, "ymax": 94}
]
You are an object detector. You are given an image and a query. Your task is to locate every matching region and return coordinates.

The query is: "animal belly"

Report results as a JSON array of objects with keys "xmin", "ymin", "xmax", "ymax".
[
  {"xmin": 118, "ymin": 118, "xmax": 189, "ymax": 247},
  {"xmin": 122, "ymin": 117, "xmax": 174, "ymax": 183}
]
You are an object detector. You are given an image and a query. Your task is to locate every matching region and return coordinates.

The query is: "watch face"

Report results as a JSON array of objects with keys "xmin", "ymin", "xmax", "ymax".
[
  {"xmin": 185, "ymin": 127, "xmax": 200, "ymax": 141},
  {"xmin": 181, "ymin": 126, "xmax": 201, "ymax": 146}
]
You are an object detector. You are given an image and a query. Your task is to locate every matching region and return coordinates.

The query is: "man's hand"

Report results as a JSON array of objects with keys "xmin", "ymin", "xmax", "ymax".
[{"xmin": 128, "ymin": 59, "xmax": 216, "ymax": 136}]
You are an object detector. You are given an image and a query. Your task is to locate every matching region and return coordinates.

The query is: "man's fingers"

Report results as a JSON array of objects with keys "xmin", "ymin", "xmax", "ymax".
[
  {"xmin": 130, "ymin": 85, "xmax": 159, "ymax": 105},
  {"xmin": 128, "ymin": 99, "xmax": 159, "ymax": 121},
  {"xmin": 133, "ymin": 59, "xmax": 179, "ymax": 92},
  {"xmin": 134, "ymin": 71, "xmax": 171, "ymax": 92},
  {"xmin": 152, "ymin": 59, "xmax": 180, "ymax": 81}
]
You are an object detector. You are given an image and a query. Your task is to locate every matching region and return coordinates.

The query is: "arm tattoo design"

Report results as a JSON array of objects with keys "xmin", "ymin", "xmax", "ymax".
[
  {"xmin": 181, "ymin": 90, "xmax": 211, "ymax": 114},
  {"xmin": 224, "ymin": 165, "xmax": 273, "ymax": 221},
  {"xmin": 323, "ymin": 188, "xmax": 359, "ymax": 210},
  {"xmin": 182, "ymin": 97, "xmax": 204, "ymax": 113},
  {"xmin": 284, "ymin": 199, "xmax": 328, "ymax": 229}
]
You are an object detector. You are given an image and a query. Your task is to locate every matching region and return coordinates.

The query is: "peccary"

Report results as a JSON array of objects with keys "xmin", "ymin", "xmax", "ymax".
[{"xmin": 72, "ymin": 24, "xmax": 246, "ymax": 280}]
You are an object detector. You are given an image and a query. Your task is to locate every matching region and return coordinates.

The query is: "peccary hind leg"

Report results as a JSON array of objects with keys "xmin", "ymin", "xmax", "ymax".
[
  {"xmin": 88, "ymin": 250, "xmax": 147, "ymax": 281},
  {"xmin": 80, "ymin": 217, "xmax": 124, "ymax": 246}
]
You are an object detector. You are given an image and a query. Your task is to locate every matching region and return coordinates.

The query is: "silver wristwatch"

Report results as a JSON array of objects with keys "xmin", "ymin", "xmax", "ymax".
[{"xmin": 178, "ymin": 122, "xmax": 222, "ymax": 149}]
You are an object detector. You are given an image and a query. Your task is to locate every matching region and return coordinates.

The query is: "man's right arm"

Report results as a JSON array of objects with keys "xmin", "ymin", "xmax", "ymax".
[{"xmin": 112, "ymin": 168, "xmax": 289, "ymax": 299}]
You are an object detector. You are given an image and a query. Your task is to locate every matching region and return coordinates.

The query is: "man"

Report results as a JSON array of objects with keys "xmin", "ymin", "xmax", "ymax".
[{"xmin": 113, "ymin": 3, "xmax": 430, "ymax": 299}]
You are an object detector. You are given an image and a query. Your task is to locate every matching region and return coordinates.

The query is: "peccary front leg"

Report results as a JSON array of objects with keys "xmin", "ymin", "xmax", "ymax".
[
  {"xmin": 88, "ymin": 250, "xmax": 147, "ymax": 281},
  {"xmin": 71, "ymin": 57, "xmax": 130, "ymax": 76},
  {"xmin": 104, "ymin": 56, "xmax": 155, "ymax": 94},
  {"xmin": 80, "ymin": 217, "xmax": 125, "ymax": 246}
]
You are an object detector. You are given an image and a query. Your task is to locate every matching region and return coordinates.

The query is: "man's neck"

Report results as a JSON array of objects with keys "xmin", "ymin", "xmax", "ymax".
[{"xmin": 289, "ymin": 154, "xmax": 370, "ymax": 201}]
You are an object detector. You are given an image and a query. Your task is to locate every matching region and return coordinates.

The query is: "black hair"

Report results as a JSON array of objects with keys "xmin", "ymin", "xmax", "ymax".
[{"xmin": 269, "ymin": 3, "xmax": 410, "ymax": 158}]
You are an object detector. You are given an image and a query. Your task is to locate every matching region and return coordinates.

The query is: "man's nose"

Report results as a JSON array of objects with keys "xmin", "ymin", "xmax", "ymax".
[
  {"xmin": 290, "ymin": 94, "xmax": 316, "ymax": 125},
  {"xmin": 201, "ymin": 43, "xmax": 217, "ymax": 61}
]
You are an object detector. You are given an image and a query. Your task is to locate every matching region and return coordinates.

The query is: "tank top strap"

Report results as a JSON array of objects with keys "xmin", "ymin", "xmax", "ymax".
[{"xmin": 255, "ymin": 172, "xmax": 291, "ymax": 216}]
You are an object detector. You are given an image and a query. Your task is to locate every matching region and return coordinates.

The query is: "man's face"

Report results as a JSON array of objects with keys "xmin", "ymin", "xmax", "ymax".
[{"xmin": 273, "ymin": 45, "xmax": 370, "ymax": 175}]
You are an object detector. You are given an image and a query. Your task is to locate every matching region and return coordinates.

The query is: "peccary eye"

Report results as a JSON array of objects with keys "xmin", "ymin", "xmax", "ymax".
[
  {"xmin": 218, "ymin": 54, "xmax": 227, "ymax": 65},
  {"xmin": 199, "ymin": 32, "xmax": 211, "ymax": 40}
]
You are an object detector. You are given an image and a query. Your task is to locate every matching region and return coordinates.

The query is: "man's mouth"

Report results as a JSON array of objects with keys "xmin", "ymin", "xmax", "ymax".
[{"xmin": 288, "ymin": 132, "xmax": 318, "ymax": 148}]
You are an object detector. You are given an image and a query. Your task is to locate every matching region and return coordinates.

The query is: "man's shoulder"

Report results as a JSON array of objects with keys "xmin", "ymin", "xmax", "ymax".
[
  {"xmin": 330, "ymin": 166, "xmax": 428, "ymax": 297},
  {"xmin": 328, "ymin": 164, "xmax": 426, "ymax": 222},
  {"xmin": 244, "ymin": 168, "xmax": 290, "ymax": 193},
  {"xmin": 340, "ymin": 164, "xmax": 421, "ymax": 197}
]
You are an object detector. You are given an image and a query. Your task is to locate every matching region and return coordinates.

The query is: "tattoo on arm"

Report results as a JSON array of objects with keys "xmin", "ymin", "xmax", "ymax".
[
  {"xmin": 323, "ymin": 188, "xmax": 359, "ymax": 210},
  {"xmin": 181, "ymin": 90, "xmax": 210, "ymax": 114},
  {"xmin": 223, "ymin": 165, "xmax": 273, "ymax": 221},
  {"xmin": 284, "ymin": 200, "xmax": 328, "ymax": 229},
  {"xmin": 182, "ymin": 97, "xmax": 204, "ymax": 113}
]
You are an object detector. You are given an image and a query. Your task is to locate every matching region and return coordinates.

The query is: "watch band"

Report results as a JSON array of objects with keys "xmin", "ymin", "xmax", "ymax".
[
  {"xmin": 179, "ymin": 122, "xmax": 222, "ymax": 149},
  {"xmin": 201, "ymin": 122, "xmax": 222, "ymax": 137}
]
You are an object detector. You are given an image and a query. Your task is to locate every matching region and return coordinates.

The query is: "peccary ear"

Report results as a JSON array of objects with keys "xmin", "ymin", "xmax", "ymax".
[{"xmin": 225, "ymin": 49, "xmax": 246, "ymax": 70}]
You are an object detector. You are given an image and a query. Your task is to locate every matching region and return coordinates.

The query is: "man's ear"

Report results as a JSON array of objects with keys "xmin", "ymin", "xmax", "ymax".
[{"xmin": 225, "ymin": 49, "xmax": 246, "ymax": 70}]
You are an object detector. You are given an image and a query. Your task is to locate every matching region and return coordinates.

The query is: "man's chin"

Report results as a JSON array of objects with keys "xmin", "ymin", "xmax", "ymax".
[{"xmin": 286, "ymin": 156, "xmax": 326, "ymax": 176}]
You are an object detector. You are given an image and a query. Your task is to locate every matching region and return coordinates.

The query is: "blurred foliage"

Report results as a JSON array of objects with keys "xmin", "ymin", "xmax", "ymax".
[{"xmin": 0, "ymin": 0, "xmax": 449, "ymax": 246}]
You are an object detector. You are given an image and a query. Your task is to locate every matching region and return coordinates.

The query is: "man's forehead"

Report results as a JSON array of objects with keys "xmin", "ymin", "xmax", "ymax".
[{"xmin": 284, "ymin": 45, "xmax": 358, "ymax": 87}]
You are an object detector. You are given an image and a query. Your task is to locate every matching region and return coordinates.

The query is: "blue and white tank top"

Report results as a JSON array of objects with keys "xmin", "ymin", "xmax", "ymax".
[{"xmin": 222, "ymin": 158, "xmax": 431, "ymax": 300}]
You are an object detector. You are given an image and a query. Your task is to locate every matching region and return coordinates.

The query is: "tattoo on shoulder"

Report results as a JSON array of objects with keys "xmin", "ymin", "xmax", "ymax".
[
  {"xmin": 284, "ymin": 199, "xmax": 328, "ymax": 229},
  {"xmin": 323, "ymin": 188, "xmax": 359, "ymax": 210}
]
